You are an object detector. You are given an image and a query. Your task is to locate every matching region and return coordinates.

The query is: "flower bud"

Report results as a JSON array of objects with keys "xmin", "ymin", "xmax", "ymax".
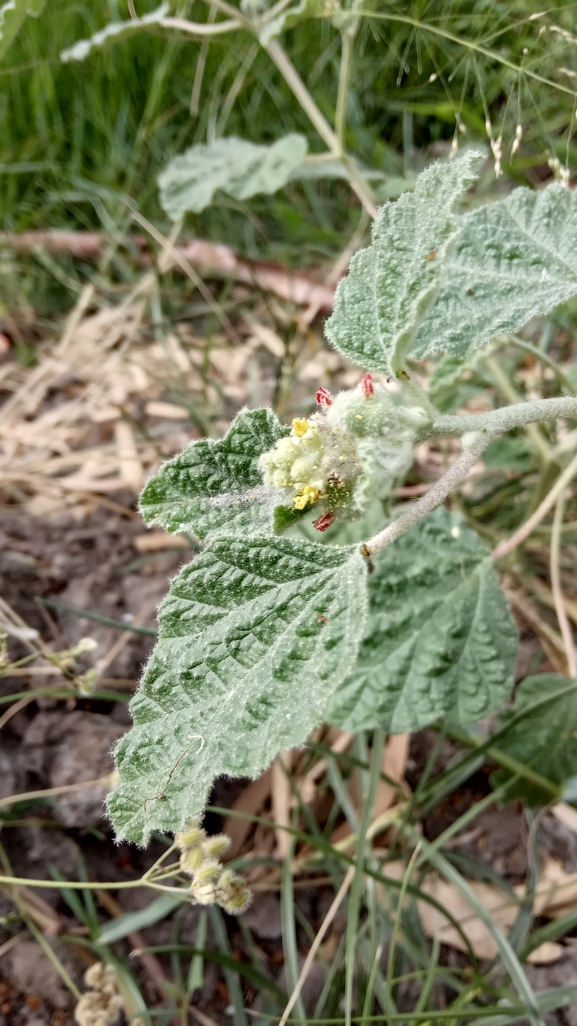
[
  {"xmin": 217, "ymin": 869, "xmax": 252, "ymax": 916},
  {"xmin": 76, "ymin": 637, "xmax": 98, "ymax": 654},
  {"xmin": 76, "ymin": 669, "xmax": 100, "ymax": 697},
  {"xmin": 325, "ymin": 382, "xmax": 391, "ymax": 438},
  {"xmin": 193, "ymin": 860, "xmax": 221, "ymax": 885},
  {"xmin": 180, "ymin": 845, "xmax": 203, "ymax": 874},
  {"xmin": 190, "ymin": 878, "xmax": 218, "ymax": 905},
  {"xmin": 313, "ymin": 511, "xmax": 335, "ymax": 532},
  {"xmin": 259, "ymin": 376, "xmax": 422, "ymax": 526},
  {"xmin": 315, "ymin": 386, "xmax": 333, "ymax": 407},
  {"xmin": 175, "ymin": 821, "xmax": 204, "ymax": 850},
  {"xmin": 361, "ymin": 373, "xmax": 374, "ymax": 398},
  {"xmin": 202, "ymin": 834, "xmax": 231, "ymax": 859}
]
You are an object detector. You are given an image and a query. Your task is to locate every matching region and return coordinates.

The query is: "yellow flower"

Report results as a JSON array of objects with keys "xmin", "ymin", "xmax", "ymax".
[
  {"xmin": 294, "ymin": 485, "xmax": 321, "ymax": 510},
  {"xmin": 291, "ymin": 417, "xmax": 311, "ymax": 438}
]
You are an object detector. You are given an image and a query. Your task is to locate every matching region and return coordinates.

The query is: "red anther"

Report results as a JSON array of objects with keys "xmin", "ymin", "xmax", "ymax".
[
  {"xmin": 313, "ymin": 511, "xmax": 335, "ymax": 532},
  {"xmin": 315, "ymin": 386, "xmax": 333, "ymax": 407},
  {"xmin": 361, "ymin": 373, "xmax": 374, "ymax": 398}
]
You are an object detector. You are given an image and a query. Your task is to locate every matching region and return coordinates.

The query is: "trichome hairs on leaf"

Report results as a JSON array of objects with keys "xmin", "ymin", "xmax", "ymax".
[{"xmin": 105, "ymin": 155, "xmax": 577, "ymax": 845}]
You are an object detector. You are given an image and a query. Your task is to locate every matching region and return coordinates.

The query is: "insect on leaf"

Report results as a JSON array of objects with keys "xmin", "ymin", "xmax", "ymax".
[
  {"xmin": 328, "ymin": 509, "xmax": 518, "ymax": 734},
  {"xmin": 60, "ymin": 3, "xmax": 170, "ymax": 62},
  {"xmin": 107, "ymin": 536, "xmax": 368, "ymax": 843},
  {"xmin": 324, "ymin": 150, "xmax": 482, "ymax": 378},
  {"xmin": 158, "ymin": 135, "xmax": 308, "ymax": 219},
  {"xmin": 139, "ymin": 408, "xmax": 289, "ymax": 541}
]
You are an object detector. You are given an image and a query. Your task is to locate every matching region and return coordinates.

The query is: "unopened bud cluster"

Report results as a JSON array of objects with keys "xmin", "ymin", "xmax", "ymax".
[
  {"xmin": 259, "ymin": 375, "xmax": 427, "ymax": 529},
  {"xmin": 175, "ymin": 820, "xmax": 251, "ymax": 915},
  {"xmin": 75, "ymin": 964, "xmax": 123, "ymax": 1026},
  {"xmin": 50, "ymin": 636, "xmax": 98, "ymax": 672}
]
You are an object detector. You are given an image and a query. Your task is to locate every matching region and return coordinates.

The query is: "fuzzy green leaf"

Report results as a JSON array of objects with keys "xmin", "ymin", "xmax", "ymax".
[
  {"xmin": 158, "ymin": 135, "xmax": 308, "ymax": 219},
  {"xmin": 483, "ymin": 435, "xmax": 533, "ymax": 473},
  {"xmin": 324, "ymin": 150, "xmax": 482, "ymax": 377},
  {"xmin": 107, "ymin": 536, "xmax": 368, "ymax": 843},
  {"xmin": 413, "ymin": 183, "xmax": 577, "ymax": 360},
  {"xmin": 140, "ymin": 408, "xmax": 288, "ymax": 541},
  {"xmin": 328, "ymin": 509, "xmax": 518, "ymax": 733},
  {"xmin": 60, "ymin": 3, "xmax": 169, "ymax": 62},
  {"xmin": 0, "ymin": 0, "xmax": 46, "ymax": 60},
  {"xmin": 491, "ymin": 675, "xmax": 577, "ymax": 805},
  {"xmin": 429, "ymin": 355, "xmax": 471, "ymax": 395}
]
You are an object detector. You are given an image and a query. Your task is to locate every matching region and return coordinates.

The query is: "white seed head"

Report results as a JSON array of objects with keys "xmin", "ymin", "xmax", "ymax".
[
  {"xmin": 76, "ymin": 965, "xmax": 122, "ymax": 1026},
  {"xmin": 75, "ymin": 991, "xmax": 123, "ymax": 1026},
  {"xmin": 84, "ymin": 963, "xmax": 117, "ymax": 994}
]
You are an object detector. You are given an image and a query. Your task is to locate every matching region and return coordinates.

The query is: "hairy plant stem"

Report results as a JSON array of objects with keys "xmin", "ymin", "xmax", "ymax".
[
  {"xmin": 0, "ymin": 875, "xmax": 191, "ymax": 899},
  {"xmin": 364, "ymin": 396, "xmax": 577, "ymax": 556},
  {"xmin": 364, "ymin": 436, "xmax": 490, "ymax": 555},
  {"xmin": 160, "ymin": 16, "xmax": 240, "ymax": 35},
  {"xmin": 485, "ymin": 355, "xmax": 551, "ymax": 462},
  {"xmin": 421, "ymin": 396, "xmax": 577, "ymax": 441}
]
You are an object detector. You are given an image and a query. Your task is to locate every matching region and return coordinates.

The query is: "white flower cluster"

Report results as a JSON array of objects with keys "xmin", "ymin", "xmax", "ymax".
[
  {"xmin": 175, "ymin": 820, "xmax": 251, "ymax": 915},
  {"xmin": 259, "ymin": 376, "xmax": 427, "ymax": 530}
]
